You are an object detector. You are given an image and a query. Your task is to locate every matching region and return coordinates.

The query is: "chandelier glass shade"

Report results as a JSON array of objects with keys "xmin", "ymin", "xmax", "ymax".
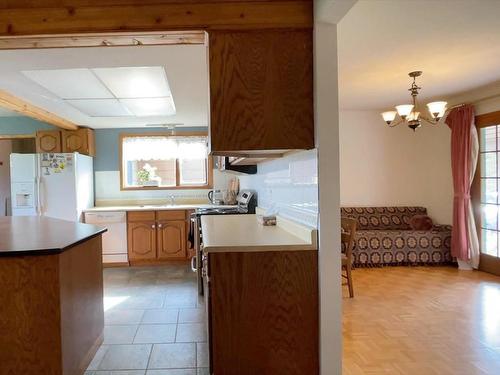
[{"xmin": 381, "ymin": 71, "xmax": 447, "ymax": 131}]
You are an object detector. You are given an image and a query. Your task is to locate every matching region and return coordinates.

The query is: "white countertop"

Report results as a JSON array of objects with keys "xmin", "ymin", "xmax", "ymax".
[
  {"xmin": 84, "ymin": 203, "xmax": 237, "ymax": 213},
  {"xmin": 201, "ymin": 214, "xmax": 317, "ymax": 253}
]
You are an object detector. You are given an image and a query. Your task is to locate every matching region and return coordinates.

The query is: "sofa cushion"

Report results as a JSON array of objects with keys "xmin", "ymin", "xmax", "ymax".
[
  {"xmin": 341, "ymin": 207, "xmax": 428, "ymax": 230},
  {"xmin": 352, "ymin": 229, "xmax": 452, "ymax": 266},
  {"xmin": 409, "ymin": 215, "xmax": 434, "ymax": 230}
]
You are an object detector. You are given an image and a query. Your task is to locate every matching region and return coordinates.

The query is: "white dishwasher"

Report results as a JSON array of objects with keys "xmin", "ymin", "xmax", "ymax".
[{"xmin": 84, "ymin": 211, "xmax": 128, "ymax": 264}]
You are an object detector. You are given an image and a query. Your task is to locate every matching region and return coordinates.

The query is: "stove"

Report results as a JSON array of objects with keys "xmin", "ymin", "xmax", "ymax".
[{"xmin": 190, "ymin": 190, "xmax": 256, "ymax": 295}]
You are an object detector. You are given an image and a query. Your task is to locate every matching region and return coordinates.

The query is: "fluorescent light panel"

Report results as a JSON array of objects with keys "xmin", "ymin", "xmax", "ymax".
[
  {"xmin": 66, "ymin": 99, "xmax": 133, "ymax": 117},
  {"xmin": 120, "ymin": 97, "xmax": 176, "ymax": 116},
  {"xmin": 22, "ymin": 66, "xmax": 176, "ymax": 117},
  {"xmin": 92, "ymin": 66, "xmax": 171, "ymax": 98},
  {"xmin": 22, "ymin": 69, "xmax": 114, "ymax": 99}
]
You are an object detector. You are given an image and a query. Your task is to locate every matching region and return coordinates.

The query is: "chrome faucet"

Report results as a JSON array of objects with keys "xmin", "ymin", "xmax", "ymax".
[{"xmin": 170, "ymin": 195, "xmax": 175, "ymax": 205}]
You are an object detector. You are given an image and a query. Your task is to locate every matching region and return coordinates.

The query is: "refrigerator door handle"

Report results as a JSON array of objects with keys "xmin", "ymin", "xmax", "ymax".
[
  {"xmin": 35, "ymin": 176, "xmax": 40, "ymax": 215},
  {"xmin": 36, "ymin": 157, "xmax": 42, "ymax": 216}
]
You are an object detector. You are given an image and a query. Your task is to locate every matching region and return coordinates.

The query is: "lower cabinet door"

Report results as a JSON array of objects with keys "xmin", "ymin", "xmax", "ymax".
[
  {"xmin": 127, "ymin": 222, "xmax": 157, "ymax": 261},
  {"xmin": 157, "ymin": 220, "xmax": 187, "ymax": 260}
]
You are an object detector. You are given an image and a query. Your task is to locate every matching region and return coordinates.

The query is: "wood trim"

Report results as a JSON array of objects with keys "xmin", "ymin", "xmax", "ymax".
[
  {"xmin": 0, "ymin": 133, "xmax": 35, "ymax": 140},
  {"xmin": 0, "ymin": 2, "xmax": 312, "ymax": 37},
  {"xmin": 0, "ymin": 90, "xmax": 78, "ymax": 130},
  {"xmin": 0, "ymin": 31, "xmax": 206, "ymax": 50},
  {"xmin": 476, "ymin": 110, "xmax": 500, "ymax": 128},
  {"xmin": 473, "ymin": 110, "xmax": 500, "ymax": 274},
  {"xmin": 119, "ymin": 132, "xmax": 213, "ymax": 191},
  {"xmin": 479, "ymin": 253, "xmax": 500, "ymax": 276}
]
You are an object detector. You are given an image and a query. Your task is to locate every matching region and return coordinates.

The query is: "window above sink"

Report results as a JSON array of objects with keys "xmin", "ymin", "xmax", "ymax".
[{"xmin": 120, "ymin": 132, "xmax": 213, "ymax": 190}]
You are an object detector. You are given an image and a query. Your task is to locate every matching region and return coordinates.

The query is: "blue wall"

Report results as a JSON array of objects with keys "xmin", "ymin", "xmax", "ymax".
[
  {"xmin": 0, "ymin": 117, "xmax": 207, "ymax": 173},
  {"xmin": 94, "ymin": 127, "xmax": 208, "ymax": 171},
  {"xmin": 0, "ymin": 116, "xmax": 55, "ymax": 134}
]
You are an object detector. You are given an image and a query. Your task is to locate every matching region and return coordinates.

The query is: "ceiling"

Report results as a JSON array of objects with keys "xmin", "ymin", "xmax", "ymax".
[
  {"xmin": 338, "ymin": 0, "xmax": 500, "ymax": 111},
  {"xmin": 0, "ymin": 44, "xmax": 208, "ymax": 128}
]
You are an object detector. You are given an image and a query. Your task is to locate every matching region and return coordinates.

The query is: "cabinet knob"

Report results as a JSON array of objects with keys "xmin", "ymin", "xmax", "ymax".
[
  {"xmin": 151, "ymin": 224, "xmax": 156, "ymax": 229},
  {"xmin": 158, "ymin": 223, "xmax": 163, "ymax": 228}
]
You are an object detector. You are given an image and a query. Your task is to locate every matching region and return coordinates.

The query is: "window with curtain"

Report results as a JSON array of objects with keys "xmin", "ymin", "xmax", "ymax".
[
  {"xmin": 120, "ymin": 134, "xmax": 211, "ymax": 189},
  {"xmin": 479, "ymin": 124, "xmax": 500, "ymax": 258}
]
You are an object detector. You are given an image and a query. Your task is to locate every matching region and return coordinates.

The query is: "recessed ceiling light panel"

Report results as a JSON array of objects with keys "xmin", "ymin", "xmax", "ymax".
[
  {"xmin": 66, "ymin": 99, "xmax": 133, "ymax": 117},
  {"xmin": 92, "ymin": 66, "xmax": 171, "ymax": 98},
  {"xmin": 120, "ymin": 97, "xmax": 176, "ymax": 116},
  {"xmin": 22, "ymin": 69, "xmax": 114, "ymax": 99}
]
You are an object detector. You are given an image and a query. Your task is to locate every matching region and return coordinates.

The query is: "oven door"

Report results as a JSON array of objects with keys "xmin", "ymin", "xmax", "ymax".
[{"xmin": 192, "ymin": 214, "xmax": 204, "ymax": 296}]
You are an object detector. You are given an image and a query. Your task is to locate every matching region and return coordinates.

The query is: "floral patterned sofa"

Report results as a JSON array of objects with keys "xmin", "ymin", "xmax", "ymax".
[{"xmin": 341, "ymin": 207, "xmax": 453, "ymax": 267}]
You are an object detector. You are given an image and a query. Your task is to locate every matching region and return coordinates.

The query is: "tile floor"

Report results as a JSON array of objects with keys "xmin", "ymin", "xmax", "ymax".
[{"xmin": 85, "ymin": 264, "xmax": 208, "ymax": 375}]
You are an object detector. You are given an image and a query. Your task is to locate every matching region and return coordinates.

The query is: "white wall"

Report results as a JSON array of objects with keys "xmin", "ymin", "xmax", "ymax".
[
  {"xmin": 315, "ymin": 20, "xmax": 343, "ymax": 375},
  {"xmin": 238, "ymin": 149, "xmax": 318, "ymax": 228},
  {"xmin": 0, "ymin": 140, "xmax": 12, "ymax": 216},
  {"xmin": 339, "ymin": 110, "xmax": 454, "ymax": 224}
]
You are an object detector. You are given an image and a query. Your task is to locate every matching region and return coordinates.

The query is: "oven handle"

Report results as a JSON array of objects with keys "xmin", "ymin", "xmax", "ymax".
[{"xmin": 191, "ymin": 256, "xmax": 197, "ymax": 272}]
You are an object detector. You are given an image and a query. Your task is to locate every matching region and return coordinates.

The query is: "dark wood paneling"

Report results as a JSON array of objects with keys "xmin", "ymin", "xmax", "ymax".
[
  {"xmin": 59, "ymin": 235, "xmax": 104, "ymax": 375},
  {"xmin": 0, "ymin": 1, "xmax": 312, "ymax": 36},
  {"xmin": 209, "ymin": 29, "xmax": 314, "ymax": 153},
  {"xmin": 209, "ymin": 250, "xmax": 319, "ymax": 375},
  {"xmin": 0, "ymin": 254, "xmax": 63, "ymax": 374},
  {"xmin": 0, "ymin": 0, "xmax": 310, "ymax": 7},
  {"xmin": 0, "ymin": 234, "xmax": 104, "ymax": 375}
]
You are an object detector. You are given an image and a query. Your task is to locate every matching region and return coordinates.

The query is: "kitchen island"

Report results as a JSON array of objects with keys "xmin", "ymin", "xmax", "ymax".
[
  {"xmin": 201, "ymin": 214, "xmax": 319, "ymax": 375},
  {"xmin": 0, "ymin": 216, "xmax": 106, "ymax": 375}
]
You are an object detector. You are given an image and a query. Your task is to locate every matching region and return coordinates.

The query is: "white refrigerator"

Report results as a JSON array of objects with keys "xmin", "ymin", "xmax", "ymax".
[{"xmin": 10, "ymin": 153, "xmax": 94, "ymax": 222}]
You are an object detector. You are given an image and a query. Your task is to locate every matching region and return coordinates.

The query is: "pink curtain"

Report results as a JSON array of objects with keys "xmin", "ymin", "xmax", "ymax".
[{"xmin": 445, "ymin": 105, "xmax": 475, "ymax": 261}]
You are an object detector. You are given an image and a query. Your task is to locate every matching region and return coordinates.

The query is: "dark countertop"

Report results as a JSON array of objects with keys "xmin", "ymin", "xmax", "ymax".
[{"xmin": 0, "ymin": 216, "xmax": 107, "ymax": 256}]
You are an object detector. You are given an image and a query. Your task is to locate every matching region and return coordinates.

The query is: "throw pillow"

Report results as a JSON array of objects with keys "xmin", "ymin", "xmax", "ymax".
[{"xmin": 409, "ymin": 215, "xmax": 433, "ymax": 231}]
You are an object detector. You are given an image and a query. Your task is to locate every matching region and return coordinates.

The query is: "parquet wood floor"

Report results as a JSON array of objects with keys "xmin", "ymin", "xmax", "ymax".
[{"xmin": 343, "ymin": 266, "xmax": 500, "ymax": 375}]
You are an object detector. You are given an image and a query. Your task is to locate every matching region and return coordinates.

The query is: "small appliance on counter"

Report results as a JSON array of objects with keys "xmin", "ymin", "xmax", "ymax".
[
  {"xmin": 191, "ymin": 190, "xmax": 257, "ymax": 295},
  {"xmin": 207, "ymin": 189, "xmax": 223, "ymax": 205}
]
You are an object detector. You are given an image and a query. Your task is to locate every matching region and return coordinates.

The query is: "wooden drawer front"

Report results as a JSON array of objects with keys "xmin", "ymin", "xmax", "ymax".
[
  {"xmin": 127, "ymin": 211, "xmax": 155, "ymax": 222},
  {"xmin": 156, "ymin": 210, "xmax": 186, "ymax": 221}
]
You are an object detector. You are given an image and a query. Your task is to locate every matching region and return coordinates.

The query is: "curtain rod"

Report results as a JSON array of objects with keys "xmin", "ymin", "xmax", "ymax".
[{"xmin": 449, "ymin": 92, "xmax": 500, "ymax": 110}]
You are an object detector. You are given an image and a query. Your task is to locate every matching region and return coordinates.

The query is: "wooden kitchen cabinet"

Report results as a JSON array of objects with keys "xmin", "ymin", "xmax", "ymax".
[
  {"xmin": 62, "ymin": 128, "xmax": 95, "ymax": 156},
  {"xmin": 208, "ymin": 29, "xmax": 314, "ymax": 155},
  {"xmin": 36, "ymin": 128, "xmax": 95, "ymax": 156},
  {"xmin": 35, "ymin": 130, "xmax": 62, "ymax": 153},
  {"xmin": 157, "ymin": 220, "xmax": 186, "ymax": 260},
  {"xmin": 205, "ymin": 250, "xmax": 319, "ymax": 375},
  {"xmin": 127, "ymin": 210, "xmax": 189, "ymax": 265},
  {"xmin": 127, "ymin": 221, "xmax": 157, "ymax": 261}
]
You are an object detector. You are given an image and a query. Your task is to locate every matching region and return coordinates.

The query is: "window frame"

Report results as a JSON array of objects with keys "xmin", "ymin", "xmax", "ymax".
[
  {"xmin": 472, "ymin": 110, "xmax": 500, "ymax": 276},
  {"xmin": 119, "ymin": 131, "xmax": 213, "ymax": 191}
]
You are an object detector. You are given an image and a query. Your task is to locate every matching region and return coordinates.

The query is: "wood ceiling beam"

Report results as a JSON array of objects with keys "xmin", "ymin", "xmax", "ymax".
[
  {"xmin": 0, "ymin": 90, "xmax": 79, "ymax": 130},
  {"xmin": 0, "ymin": 31, "xmax": 206, "ymax": 50},
  {"xmin": 0, "ymin": 1, "xmax": 312, "ymax": 37}
]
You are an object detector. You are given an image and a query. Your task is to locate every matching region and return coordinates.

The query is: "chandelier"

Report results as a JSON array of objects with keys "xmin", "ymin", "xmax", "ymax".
[{"xmin": 381, "ymin": 71, "xmax": 448, "ymax": 131}]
